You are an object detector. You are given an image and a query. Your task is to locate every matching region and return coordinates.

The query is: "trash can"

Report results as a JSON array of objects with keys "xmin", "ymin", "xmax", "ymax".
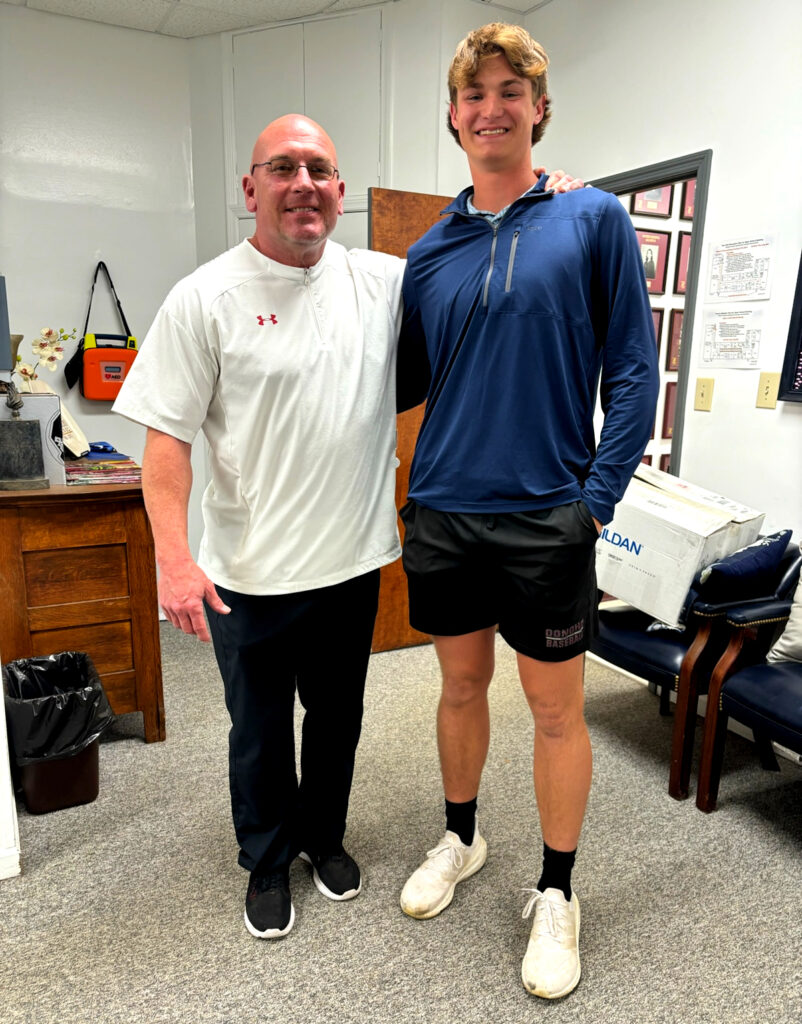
[{"xmin": 2, "ymin": 651, "xmax": 114, "ymax": 814}]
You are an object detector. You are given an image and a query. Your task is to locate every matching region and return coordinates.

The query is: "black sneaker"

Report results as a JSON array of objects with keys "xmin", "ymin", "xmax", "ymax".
[
  {"xmin": 244, "ymin": 871, "xmax": 294, "ymax": 939},
  {"xmin": 299, "ymin": 848, "xmax": 362, "ymax": 901}
]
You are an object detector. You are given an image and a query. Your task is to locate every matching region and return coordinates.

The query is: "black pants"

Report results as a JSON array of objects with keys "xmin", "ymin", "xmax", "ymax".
[{"xmin": 206, "ymin": 570, "xmax": 380, "ymax": 874}]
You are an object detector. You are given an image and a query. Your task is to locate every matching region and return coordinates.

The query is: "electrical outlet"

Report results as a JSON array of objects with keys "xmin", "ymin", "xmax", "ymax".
[
  {"xmin": 756, "ymin": 372, "xmax": 780, "ymax": 409},
  {"xmin": 694, "ymin": 378, "xmax": 714, "ymax": 411}
]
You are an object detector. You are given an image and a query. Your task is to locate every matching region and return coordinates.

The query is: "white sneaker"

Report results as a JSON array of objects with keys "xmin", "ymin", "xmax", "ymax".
[
  {"xmin": 400, "ymin": 825, "xmax": 487, "ymax": 920},
  {"xmin": 521, "ymin": 887, "xmax": 581, "ymax": 999}
]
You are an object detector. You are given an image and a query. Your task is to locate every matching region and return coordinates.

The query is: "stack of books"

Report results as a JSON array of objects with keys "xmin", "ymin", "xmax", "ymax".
[{"xmin": 65, "ymin": 446, "xmax": 141, "ymax": 485}]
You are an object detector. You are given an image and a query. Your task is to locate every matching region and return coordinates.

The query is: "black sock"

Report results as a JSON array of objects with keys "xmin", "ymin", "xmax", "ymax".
[
  {"xmin": 445, "ymin": 798, "xmax": 477, "ymax": 846},
  {"xmin": 536, "ymin": 842, "xmax": 576, "ymax": 902}
]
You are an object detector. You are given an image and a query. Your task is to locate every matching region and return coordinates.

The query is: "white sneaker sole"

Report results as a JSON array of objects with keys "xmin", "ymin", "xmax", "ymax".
[
  {"xmin": 298, "ymin": 851, "xmax": 362, "ymax": 901},
  {"xmin": 244, "ymin": 901, "xmax": 295, "ymax": 940},
  {"xmin": 521, "ymin": 898, "xmax": 581, "ymax": 999},
  {"xmin": 400, "ymin": 837, "xmax": 488, "ymax": 920}
]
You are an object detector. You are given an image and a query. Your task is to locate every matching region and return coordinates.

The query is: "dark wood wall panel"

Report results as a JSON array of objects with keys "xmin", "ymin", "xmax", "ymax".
[{"xmin": 368, "ymin": 187, "xmax": 453, "ymax": 653}]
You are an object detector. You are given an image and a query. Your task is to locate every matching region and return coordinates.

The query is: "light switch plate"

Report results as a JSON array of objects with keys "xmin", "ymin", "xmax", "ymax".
[
  {"xmin": 694, "ymin": 378, "xmax": 714, "ymax": 411},
  {"xmin": 756, "ymin": 372, "xmax": 780, "ymax": 409}
]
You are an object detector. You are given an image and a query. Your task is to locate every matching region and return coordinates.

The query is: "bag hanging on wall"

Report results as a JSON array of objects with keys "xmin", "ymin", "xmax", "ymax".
[{"xmin": 64, "ymin": 261, "xmax": 138, "ymax": 400}]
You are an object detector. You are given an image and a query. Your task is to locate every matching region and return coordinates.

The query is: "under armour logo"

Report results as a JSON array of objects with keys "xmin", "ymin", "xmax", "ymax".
[{"xmin": 257, "ymin": 314, "xmax": 278, "ymax": 325}]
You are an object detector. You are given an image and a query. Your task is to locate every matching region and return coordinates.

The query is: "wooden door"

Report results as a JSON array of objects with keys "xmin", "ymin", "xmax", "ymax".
[{"xmin": 368, "ymin": 187, "xmax": 454, "ymax": 652}]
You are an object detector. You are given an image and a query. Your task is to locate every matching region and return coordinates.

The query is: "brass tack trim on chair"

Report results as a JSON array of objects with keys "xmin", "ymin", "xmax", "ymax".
[{"xmin": 725, "ymin": 615, "xmax": 791, "ymax": 628}]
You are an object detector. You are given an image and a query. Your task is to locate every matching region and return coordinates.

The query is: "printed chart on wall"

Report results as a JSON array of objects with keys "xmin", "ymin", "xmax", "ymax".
[
  {"xmin": 702, "ymin": 236, "xmax": 774, "ymax": 370},
  {"xmin": 707, "ymin": 237, "xmax": 774, "ymax": 302},
  {"xmin": 700, "ymin": 308, "xmax": 762, "ymax": 369}
]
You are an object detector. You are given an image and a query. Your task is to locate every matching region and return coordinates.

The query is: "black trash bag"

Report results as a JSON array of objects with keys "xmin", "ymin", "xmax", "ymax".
[{"xmin": 3, "ymin": 651, "xmax": 114, "ymax": 766}]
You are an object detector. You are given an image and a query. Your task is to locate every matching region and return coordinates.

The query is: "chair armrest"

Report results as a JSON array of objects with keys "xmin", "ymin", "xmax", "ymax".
[
  {"xmin": 725, "ymin": 599, "xmax": 792, "ymax": 628},
  {"xmin": 693, "ymin": 595, "xmax": 790, "ymax": 620}
]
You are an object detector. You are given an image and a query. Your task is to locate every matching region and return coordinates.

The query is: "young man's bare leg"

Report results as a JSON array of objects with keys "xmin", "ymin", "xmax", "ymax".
[
  {"xmin": 400, "ymin": 628, "xmax": 495, "ymax": 919},
  {"xmin": 434, "ymin": 628, "xmax": 496, "ymax": 802},
  {"xmin": 518, "ymin": 652, "xmax": 591, "ymax": 856},
  {"xmin": 517, "ymin": 651, "xmax": 590, "ymax": 999}
]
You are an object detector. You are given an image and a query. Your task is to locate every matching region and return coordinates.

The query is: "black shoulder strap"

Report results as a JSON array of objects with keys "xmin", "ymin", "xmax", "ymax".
[
  {"xmin": 81, "ymin": 261, "xmax": 132, "ymax": 339},
  {"xmin": 65, "ymin": 262, "xmax": 133, "ymax": 389}
]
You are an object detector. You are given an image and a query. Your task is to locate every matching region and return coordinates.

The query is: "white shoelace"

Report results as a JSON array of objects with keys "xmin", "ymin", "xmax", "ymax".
[
  {"xmin": 424, "ymin": 840, "xmax": 465, "ymax": 872},
  {"xmin": 521, "ymin": 888, "xmax": 568, "ymax": 938}
]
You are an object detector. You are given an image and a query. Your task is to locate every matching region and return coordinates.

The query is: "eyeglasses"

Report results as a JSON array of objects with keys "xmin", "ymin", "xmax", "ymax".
[{"xmin": 250, "ymin": 158, "xmax": 339, "ymax": 181}]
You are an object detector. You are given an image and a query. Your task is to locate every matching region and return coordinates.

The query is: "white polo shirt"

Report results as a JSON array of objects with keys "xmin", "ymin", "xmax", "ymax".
[{"xmin": 114, "ymin": 239, "xmax": 405, "ymax": 595}]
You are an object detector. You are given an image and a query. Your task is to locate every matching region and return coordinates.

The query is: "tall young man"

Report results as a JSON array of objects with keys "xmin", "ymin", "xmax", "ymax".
[{"xmin": 398, "ymin": 24, "xmax": 659, "ymax": 999}]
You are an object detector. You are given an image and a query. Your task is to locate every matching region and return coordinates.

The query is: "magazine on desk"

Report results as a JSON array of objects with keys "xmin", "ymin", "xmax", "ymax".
[{"xmin": 65, "ymin": 444, "xmax": 141, "ymax": 485}]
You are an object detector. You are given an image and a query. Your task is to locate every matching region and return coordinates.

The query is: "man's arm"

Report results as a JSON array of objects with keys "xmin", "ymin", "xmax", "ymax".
[
  {"xmin": 396, "ymin": 267, "xmax": 431, "ymax": 413},
  {"xmin": 142, "ymin": 427, "xmax": 229, "ymax": 642},
  {"xmin": 582, "ymin": 197, "xmax": 660, "ymax": 525}
]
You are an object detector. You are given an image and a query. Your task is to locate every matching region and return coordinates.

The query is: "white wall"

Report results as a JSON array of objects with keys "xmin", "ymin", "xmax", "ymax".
[
  {"xmin": 2, "ymin": 0, "xmax": 799, "ymax": 545},
  {"xmin": 526, "ymin": 0, "xmax": 802, "ymax": 536},
  {"xmin": 0, "ymin": 3, "xmax": 200, "ymax": 534}
]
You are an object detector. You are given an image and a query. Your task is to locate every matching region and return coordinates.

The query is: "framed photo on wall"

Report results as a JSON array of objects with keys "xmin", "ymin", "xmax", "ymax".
[
  {"xmin": 779, "ymin": 251, "xmax": 802, "ymax": 402},
  {"xmin": 641, "ymin": 454, "xmax": 653, "ymax": 466},
  {"xmin": 681, "ymin": 179, "xmax": 696, "ymax": 220},
  {"xmin": 662, "ymin": 381, "xmax": 677, "ymax": 439},
  {"xmin": 674, "ymin": 231, "xmax": 692, "ymax": 294},
  {"xmin": 666, "ymin": 309, "xmax": 683, "ymax": 371},
  {"xmin": 631, "ymin": 185, "xmax": 674, "ymax": 218},
  {"xmin": 636, "ymin": 229, "xmax": 671, "ymax": 295},
  {"xmin": 651, "ymin": 307, "xmax": 664, "ymax": 354},
  {"xmin": 659, "ymin": 453, "xmax": 671, "ymax": 473}
]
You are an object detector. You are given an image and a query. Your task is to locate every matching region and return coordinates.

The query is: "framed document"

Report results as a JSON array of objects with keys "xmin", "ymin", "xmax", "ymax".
[
  {"xmin": 681, "ymin": 179, "xmax": 696, "ymax": 220},
  {"xmin": 651, "ymin": 307, "xmax": 664, "ymax": 354},
  {"xmin": 674, "ymin": 231, "xmax": 692, "ymax": 294},
  {"xmin": 636, "ymin": 229, "xmax": 671, "ymax": 295},
  {"xmin": 779, "ymin": 251, "xmax": 802, "ymax": 403},
  {"xmin": 666, "ymin": 309, "xmax": 683, "ymax": 371},
  {"xmin": 631, "ymin": 185, "xmax": 673, "ymax": 218},
  {"xmin": 662, "ymin": 381, "xmax": 677, "ymax": 438},
  {"xmin": 659, "ymin": 453, "xmax": 671, "ymax": 473}
]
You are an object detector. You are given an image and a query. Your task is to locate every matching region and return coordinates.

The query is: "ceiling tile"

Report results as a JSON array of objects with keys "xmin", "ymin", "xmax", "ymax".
[
  {"xmin": 206, "ymin": 0, "xmax": 332, "ymax": 20},
  {"xmin": 28, "ymin": 0, "xmax": 174, "ymax": 33},
  {"xmin": 326, "ymin": 0, "xmax": 395, "ymax": 11}
]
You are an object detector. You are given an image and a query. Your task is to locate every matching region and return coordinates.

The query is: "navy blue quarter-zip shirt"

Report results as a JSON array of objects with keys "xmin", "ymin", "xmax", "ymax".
[{"xmin": 399, "ymin": 177, "xmax": 659, "ymax": 525}]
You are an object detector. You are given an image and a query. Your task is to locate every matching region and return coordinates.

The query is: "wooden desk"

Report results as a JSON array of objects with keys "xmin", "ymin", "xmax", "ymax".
[{"xmin": 0, "ymin": 483, "xmax": 165, "ymax": 742}]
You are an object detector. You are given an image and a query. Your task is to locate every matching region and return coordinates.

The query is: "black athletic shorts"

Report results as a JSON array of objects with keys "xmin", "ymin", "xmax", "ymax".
[{"xmin": 400, "ymin": 500, "xmax": 599, "ymax": 663}]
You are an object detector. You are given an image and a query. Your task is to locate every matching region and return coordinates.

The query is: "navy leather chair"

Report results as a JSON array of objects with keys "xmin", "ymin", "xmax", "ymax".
[
  {"xmin": 696, "ymin": 597, "xmax": 802, "ymax": 812},
  {"xmin": 591, "ymin": 541, "xmax": 802, "ymax": 800}
]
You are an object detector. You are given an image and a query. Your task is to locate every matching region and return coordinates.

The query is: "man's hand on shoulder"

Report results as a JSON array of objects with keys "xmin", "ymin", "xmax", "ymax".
[
  {"xmin": 157, "ymin": 557, "xmax": 230, "ymax": 643},
  {"xmin": 535, "ymin": 167, "xmax": 587, "ymax": 192}
]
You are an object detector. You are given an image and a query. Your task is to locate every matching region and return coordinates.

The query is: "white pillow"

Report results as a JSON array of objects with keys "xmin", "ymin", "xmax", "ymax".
[{"xmin": 767, "ymin": 560, "xmax": 802, "ymax": 664}]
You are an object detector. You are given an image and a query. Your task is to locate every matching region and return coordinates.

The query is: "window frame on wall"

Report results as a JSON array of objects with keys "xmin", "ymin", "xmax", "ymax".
[{"xmin": 591, "ymin": 150, "xmax": 713, "ymax": 475}]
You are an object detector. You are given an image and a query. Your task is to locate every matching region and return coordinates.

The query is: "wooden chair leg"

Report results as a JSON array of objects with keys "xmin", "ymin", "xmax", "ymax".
[
  {"xmin": 696, "ymin": 631, "xmax": 745, "ymax": 812},
  {"xmin": 669, "ymin": 619, "xmax": 712, "ymax": 799},
  {"xmin": 696, "ymin": 706, "xmax": 730, "ymax": 812}
]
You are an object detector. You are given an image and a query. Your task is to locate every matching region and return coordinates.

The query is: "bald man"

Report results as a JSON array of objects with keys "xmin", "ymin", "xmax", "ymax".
[{"xmin": 115, "ymin": 114, "xmax": 581, "ymax": 940}]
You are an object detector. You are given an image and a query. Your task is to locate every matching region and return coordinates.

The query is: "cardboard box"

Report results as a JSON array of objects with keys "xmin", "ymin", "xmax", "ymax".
[
  {"xmin": 595, "ymin": 465, "xmax": 765, "ymax": 626},
  {"xmin": 0, "ymin": 390, "xmax": 67, "ymax": 486}
]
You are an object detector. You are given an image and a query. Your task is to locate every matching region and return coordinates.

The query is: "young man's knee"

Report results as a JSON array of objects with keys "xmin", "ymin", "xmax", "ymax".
[{"xmin": 440, "ymin": 668, "xmax": 493, "ymax": 707}]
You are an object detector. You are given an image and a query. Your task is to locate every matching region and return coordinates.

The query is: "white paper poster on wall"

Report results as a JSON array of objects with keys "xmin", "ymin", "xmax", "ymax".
[
  {"xmin": 700, "ymin": 308, "xmax": 762, "ymax": 369},
  {"xmin": 706, "ymin": 236, "xmax": 774, "ymax": 301}
]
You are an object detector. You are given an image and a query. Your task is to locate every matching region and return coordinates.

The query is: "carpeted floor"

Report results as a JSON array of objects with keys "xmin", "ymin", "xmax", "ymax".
[{"xmin": 2, "ymin": 624, "xmax": 801, "ymax": 1024}]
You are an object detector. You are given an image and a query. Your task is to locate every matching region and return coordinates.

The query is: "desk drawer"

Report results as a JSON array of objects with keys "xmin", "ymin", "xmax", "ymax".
[
  {"xmin": 24, "ymin": 545, "xmax": 129, "ymax": 605},
  {"xmin": 29, "ymin": 620, "xmax": 133, "ymax": 675}
]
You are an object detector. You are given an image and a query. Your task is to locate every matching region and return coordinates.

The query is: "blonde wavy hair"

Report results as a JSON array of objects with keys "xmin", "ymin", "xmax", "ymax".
[{"xmin": 447, "ymin": 23, "xmax": 552, "ymax": 148}]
